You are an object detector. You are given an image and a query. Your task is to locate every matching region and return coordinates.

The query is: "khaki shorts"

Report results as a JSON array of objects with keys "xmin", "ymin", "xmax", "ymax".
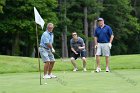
[
  {"xmin": 39, "ymin": 47, "xmax": 55, "ymax": 62},
  {"xmin": 96, "ymin": 43, "xmax": 110, "ymax": 56}
]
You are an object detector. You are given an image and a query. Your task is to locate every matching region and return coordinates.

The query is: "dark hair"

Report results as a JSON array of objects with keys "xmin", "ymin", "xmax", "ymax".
[{"xmin": 72, "ymin": 32, "xmax": 77, "ymax": 34}]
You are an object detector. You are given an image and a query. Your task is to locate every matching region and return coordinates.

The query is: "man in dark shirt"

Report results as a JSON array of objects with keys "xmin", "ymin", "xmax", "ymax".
[{"xmin": 70, "ymin": 32, "xmax": 87, "ymax": 71}]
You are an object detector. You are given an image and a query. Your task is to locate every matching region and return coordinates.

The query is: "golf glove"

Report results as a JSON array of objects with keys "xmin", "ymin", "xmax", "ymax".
[
  {"xmin": 108, "ymin": 43, "xmax": 112, "ymax": 49},
  {"xmin": 95, "ymin": 45, "xmax": 98, "ymax": 49},
  {"xmin": 52, "ymin": 48, "xmax": 55, "ymax": 53}
]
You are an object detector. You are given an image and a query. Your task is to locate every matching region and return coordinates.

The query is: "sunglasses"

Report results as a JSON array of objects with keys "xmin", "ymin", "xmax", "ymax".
[{"xmin": 72, "ymin": 34, "xmax": 77, "ymax": 36}]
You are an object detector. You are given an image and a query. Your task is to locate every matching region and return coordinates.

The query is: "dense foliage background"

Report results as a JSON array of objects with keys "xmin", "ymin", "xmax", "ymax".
[{"xmin": 0, "ymin": 0, "xmax": 140, "ymax": 58}]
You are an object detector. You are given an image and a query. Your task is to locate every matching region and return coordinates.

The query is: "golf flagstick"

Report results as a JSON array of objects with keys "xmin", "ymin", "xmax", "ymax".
[
  {"xmin": 35, "ymin": 24, "xmax": 42, "ymax": 85},
  {"xmin": 34, "ymin": 7, "xmax": 45, "ymax": 85}
]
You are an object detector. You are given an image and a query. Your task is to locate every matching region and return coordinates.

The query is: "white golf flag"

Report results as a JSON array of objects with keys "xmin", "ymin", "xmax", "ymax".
[{"xmin": 34, "ymin": 7, "xmax": 45, "ymax": 29}]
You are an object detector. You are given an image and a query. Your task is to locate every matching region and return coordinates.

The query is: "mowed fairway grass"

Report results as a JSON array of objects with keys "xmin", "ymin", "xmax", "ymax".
[
  {"xmin": 0, "ymin": 70, "xmax": 140, "ymax": 93},
  {"xmin": 0, "ymin": 55, "xmax": 140, "ymax": 93}
]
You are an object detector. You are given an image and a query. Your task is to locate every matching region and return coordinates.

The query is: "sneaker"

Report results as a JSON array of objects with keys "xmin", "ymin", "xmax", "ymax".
[
  {"xmin": 50, "ymin": 74, "xmax": 57, "ymax": 78},
  {"xmin": 43, "ymin": 75, "xmax": 51, "ymax": 79},
  {"xmin": 83, "ymin": 68, "xmax": 87, "ymax": 72},
  {"xmin": 95, "ymin": 67, "xmax": 101, "ymax": 73},
  {"xmin": 73, "ymin": 68, "xmax": 78, "ymax": 71},
  {"xmin": 106, "ymin": 67, "xmax": 110, "ymax": 72}
]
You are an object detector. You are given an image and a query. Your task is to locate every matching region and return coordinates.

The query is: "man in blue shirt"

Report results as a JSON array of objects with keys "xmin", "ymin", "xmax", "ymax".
[
  {"xmin": 94, "ymin": 18, "xmax": 114, "ymax": 72},
  {"xmin": 39, "ymin": 23, "xmax": 56, "ymax": 79}
]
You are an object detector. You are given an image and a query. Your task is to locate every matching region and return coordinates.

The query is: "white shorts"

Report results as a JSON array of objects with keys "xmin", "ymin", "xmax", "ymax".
[
  {"xmin": 39, "ymin": 47, "xmax": 55, "ymax": 62},
  {"xmin": 96, "ymin": 43, "xmax": 110, "ymax": 56}
]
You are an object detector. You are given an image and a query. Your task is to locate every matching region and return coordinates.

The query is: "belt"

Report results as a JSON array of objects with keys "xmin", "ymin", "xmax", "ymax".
[
  {"xmin": 40, "ymin": 46, "xmax": 50, "ymax": 50},
  {"xmin": 99, "ymin": 42, "xmax": 108, "ymax": 43}
]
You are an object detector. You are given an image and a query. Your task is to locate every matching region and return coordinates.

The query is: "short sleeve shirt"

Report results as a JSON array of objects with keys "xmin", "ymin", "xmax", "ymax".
[
  {"xmin": 70, "ymin": 37, "xmax": 85, "ymax": 52},
  {"xmin": 40, "ymin": 30, "xmax": 54, "ymax": 49},
  {"xmin": 94, "ymin": 25, "xmax": 113, "ymax": 43}
]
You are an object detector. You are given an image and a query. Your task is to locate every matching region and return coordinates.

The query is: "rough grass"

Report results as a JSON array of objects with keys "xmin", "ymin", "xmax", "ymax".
[{"xmin": 0, "ymin": 54, "xmax": 140, "ymax": 74}]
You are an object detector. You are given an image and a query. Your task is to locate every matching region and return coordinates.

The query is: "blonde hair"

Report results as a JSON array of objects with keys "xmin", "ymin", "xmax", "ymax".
[{"xmin": 47, "ymin": 23, "xmax": 54, "ymax": 28}]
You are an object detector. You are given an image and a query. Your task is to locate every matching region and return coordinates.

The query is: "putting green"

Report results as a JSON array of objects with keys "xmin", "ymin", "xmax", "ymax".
[{"xmin": 0, "ymin": 69, "xmax": 139, "ymax": 93}]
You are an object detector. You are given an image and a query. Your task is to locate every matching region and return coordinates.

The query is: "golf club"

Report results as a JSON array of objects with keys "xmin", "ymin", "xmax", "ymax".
[{"xmin": 91, "ymin": 45, "xmax": 97, "ymax": 73}]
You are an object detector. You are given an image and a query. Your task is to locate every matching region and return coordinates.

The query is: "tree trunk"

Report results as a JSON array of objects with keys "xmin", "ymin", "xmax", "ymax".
[
  {"xmin": 134, "ymin": 0, "xmax": 140, "ymax": 18},
  {"xmin": 62, "ymin": 0, "xmax": 68, "ymax": 58},
  {"xmin": 93, "ymin": 20, "xmax": 97, "ymax": 56},
  {"xmin": 12, "ymin": 31, "xmax": 20, "ymax": 56},
  {"xmin": 89, "ymin": 21, "xmax": 94, "ymax": 57},
  {"xmin": 84, "ymin": 6, "xmax": 88, "ymax": 56},
  {"xmin": 62, "ymin": 29, "xmax": 68, "ymax": 58}
]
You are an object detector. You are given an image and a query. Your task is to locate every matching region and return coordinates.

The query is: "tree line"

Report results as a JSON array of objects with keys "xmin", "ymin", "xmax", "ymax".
[{"xmin": 0, "ymin": 0, "xmax": 140, "ymax": 58}]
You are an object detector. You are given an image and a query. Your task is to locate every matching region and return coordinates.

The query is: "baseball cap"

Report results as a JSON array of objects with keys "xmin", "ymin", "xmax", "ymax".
[{"xmin": 97, "ymin": 18, "xmax": 104, "ymax": 21}]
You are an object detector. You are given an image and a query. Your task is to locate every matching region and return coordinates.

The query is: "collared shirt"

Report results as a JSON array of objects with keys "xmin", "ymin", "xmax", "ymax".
[
  {"xmin": 40, "ymin": 30, "xmax": 54, "ymax": 49},
  {"xmin": 70, "ymin": 37, "xmax": 85, "ymax": 52},
  {"xmin": 94, "ymin": 25, "xmax": 113, "ymax": 43}
]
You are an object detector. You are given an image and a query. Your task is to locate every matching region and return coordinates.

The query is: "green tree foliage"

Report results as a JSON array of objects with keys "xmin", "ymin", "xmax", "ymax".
[
  {"xmin": 0, "ymin": 0, "xmax": 5, "ymax": 13},
  {"xmin": 130, "ymin": 0, "xmax": 140, "ymax": 53},
  {"xmin": 100, "ymin": 0, "xmax": 140, "ymax": 55},
  {"xmin": 65, "ymin": 0, "xmax": 103, "ymax": 56},
  {"xmin": 67, "ymin": 0, "xmax": 103, "ymax": 35},
  {"xmin": 0, "ymin": 0, "xmax": 58, "ymax": 56},
  {"xmin": 0, "ymin": 0, "xmax": 140, "ymax": 57}
]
